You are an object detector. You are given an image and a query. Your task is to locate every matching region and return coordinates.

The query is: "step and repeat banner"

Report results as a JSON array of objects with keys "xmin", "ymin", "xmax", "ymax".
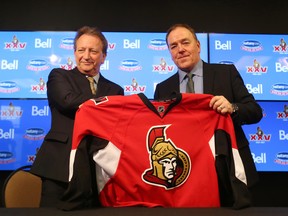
[
  {"xmin": 0, "ymin": 31, "xmax": 207, "ymax": 99},
  {"xmin": 0, "ymin": 31, "xmax": 287, "ymax": 171},
  {"xmin": 209, "ymin": 34, "xmax": 288, "ymax": 171},
  {"xmin": 209, "ymin": 33, "xmax": 288, "ymax": 100}
]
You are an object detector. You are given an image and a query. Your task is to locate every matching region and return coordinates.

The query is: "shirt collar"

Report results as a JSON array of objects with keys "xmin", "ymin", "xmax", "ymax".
[
  {"xmin": 94, "ymin": 73, "xmax": 100, "ymax": 84},
  {"xmin": 86, "ymin": 73, "xmax": 100, "ymax": 84},
  {"xmin": 178, "ymin": 60, "xmax": 203, "ymax": 83}
]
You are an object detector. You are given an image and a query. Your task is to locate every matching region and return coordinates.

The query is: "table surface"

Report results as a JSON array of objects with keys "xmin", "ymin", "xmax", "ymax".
[{"xmin": 0, "ymin": 207, "xmax": 288, "ymax": 216}]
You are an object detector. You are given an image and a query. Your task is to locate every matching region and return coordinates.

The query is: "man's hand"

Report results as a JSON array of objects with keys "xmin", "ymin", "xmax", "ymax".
[{"xmin": 209, "ymin": 95, "xmax": 234, "ymax": 114}]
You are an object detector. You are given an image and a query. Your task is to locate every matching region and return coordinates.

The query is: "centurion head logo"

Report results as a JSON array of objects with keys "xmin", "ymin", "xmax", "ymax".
[{"xmin": 142, "ymin": 125, "xmax": 191, "ymax": 189}]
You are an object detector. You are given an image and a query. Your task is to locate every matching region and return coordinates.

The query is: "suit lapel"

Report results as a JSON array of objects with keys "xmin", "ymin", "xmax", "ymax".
[
  {"xmin": 71, "ymin": 68, "xmax": 95, "ymax": 95},
  {"xmin": 95, "ymin": 75, "xmax": 110, "ymax": 97},
  {"xmin": 203, "ymin": 62, "xmax": 215, "ymax": 94},
  {"xmin": 169, "ymin": 73, "xmax": 180, "ymax": 95}
]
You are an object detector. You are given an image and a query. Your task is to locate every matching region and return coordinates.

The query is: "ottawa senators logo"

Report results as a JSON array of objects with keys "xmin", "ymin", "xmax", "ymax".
[{"xmin": 142, "ymin": 125, "xmax": 191, "ymax": 189}]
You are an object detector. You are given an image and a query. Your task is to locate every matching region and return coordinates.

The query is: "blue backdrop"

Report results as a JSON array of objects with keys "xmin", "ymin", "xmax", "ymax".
[{"xmin": 0, "ymin": 31, "xmax": 287, "ymax": 171}]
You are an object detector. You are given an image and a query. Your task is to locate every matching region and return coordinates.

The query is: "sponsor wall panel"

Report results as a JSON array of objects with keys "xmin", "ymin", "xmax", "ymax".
[
  {"xmin": 0, "ymin": 31, "xmax": 76, "ymax": 98},
  {"xmin": 0, "ymin": 31, "xmax": 207, "ymax": 170},
  {"xmin": 209, "ymin": 33, "xmax": 288, "ymax": 172},
  {"xmin": 1, "ymin": 31, "xmax": 287, "ymax": 171},
  {"xmin": 101, "ymin": 32, "xmax": 208, "ymax": 98},
  {"xmin": 243, "ymin": 101, "xmax": 288, "ymax": 172},
  {"xmin": 209, "ymin": 33, "xmax": 288, "ymax": 100},
  {"xmin": 0, "ymin": 99, "xmax": 50, "ymax": 170},
  {"xmin": 0, "ymin": 32, "xmax": 207, "ymax": 99}
]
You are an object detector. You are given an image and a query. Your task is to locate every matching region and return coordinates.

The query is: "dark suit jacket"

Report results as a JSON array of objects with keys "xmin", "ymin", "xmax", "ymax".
[
  {"xmin": 30, "ymin": 67, "xmax": 124, "ymax": 183},
  {"xmin": 154, "ymin": 61, "xmax": 263, "ymax": 187}
]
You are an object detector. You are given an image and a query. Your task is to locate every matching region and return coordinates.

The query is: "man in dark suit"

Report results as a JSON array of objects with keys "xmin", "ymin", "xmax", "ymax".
[
  {"xmin": 154, "ymin": 24, "xmax": 263, "ymax": 196},
  {"xmin": 30, "ymin": 26, "xmax": 124, "ymax": 207}
]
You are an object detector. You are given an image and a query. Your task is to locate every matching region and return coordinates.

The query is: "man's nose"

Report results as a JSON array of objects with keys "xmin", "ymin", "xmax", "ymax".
[
  {"xmin": 83, "ymin": 50, "xmax": 90, "ymax": 58},
  {"xmin": 177, "ymin": 44, "xmax": 185, "ymax": 52}
]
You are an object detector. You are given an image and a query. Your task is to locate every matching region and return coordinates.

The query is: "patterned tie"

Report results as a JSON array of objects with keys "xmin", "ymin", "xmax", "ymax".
[
  {"xmin": 186, "ymin": 73, "xmax": 194, "ymax": 93},
  {"xmin": 87, "ymin": 76, "xmax": 97, "ymax": 95}
]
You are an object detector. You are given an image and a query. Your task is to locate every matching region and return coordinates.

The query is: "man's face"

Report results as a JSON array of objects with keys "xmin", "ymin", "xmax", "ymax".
[
  {"xmin": 74, "ymin": 34, "xmax": 106, "ymax": 76},
  {"xmin": 167, "ymin": 27, "xmax": 201, "ymax": 72}
]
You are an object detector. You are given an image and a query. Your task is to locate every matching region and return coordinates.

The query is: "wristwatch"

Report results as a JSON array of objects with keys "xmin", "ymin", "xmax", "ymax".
[{"xmin": 231, "ymin": 103, "xmax": 239, "ymax": 113}]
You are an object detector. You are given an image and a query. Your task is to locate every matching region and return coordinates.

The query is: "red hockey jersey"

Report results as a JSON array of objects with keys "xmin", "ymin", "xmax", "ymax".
[{"xmin": 61, "ymin": 93, "xmax": 251, "ymax": 210}]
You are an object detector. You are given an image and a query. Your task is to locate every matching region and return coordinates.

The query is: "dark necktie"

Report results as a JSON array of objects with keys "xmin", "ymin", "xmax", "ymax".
[
  {"xmin": 186, "ymin": 73, "xmax": 194, "ymax": 93},
  {"xmin": 87, "ymin": 76, "xmax": 97, "ymax": 95}
]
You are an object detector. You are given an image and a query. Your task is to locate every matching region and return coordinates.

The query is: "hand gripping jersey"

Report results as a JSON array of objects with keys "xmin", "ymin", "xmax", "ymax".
[{"xmin": 60, "ymin": 93, "xmax": 251, "ymax": 210}]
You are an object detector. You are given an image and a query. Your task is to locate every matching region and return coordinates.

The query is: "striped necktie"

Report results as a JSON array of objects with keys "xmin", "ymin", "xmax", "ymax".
[
  {"xmin": 87, "ymin": 76, "xmax": 97, "ymax": 95},
  {"xmin": 185, "ymin": 73, "xmax": 194, "ymax": 93}
]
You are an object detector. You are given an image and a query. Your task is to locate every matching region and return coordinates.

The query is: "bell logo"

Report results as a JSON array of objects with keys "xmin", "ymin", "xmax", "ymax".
[
  {"xmin": 246, "ymin": 84, "xmax": 263, "ymax": 94},
  {"xmin": 1, "ymin": 60, "xmax": 18, "ymax": 70},
  {"xmin": 279, "ymin": 130, "xmax": 288, "ymax": 140},
  {"xmin": 35, "ymin": 38, "xmax": 52, "ymax": 48},
  {"xmin": 252, "ymin": 153, "xmax": 266, "ymax": 164},
  {"xmin": 214, "ymin": 40, "xmax": 231, "ymax": 50},
  {"xmin": 123, "ymin": 39, "xmax": 140, "ymax": 49},
  {"xmin": 0, "ymin": 129, "xmax": 15, "ymax": 139},
  {"xmin": 31, "ymin": 106, "xmax": 49, "ymax": 116}
]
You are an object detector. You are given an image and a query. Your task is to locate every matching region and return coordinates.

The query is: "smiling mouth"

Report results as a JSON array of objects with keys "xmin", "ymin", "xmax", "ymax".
[
  {"xmin": 81, "ymin": 62, "xmax": 93, "ymax": 65},
  {"xmin": 178, "ymin": 55, "xmax": 189, "ymax": 60},
  {"xmin": 177, "ymin": 58, "xmax": 189, "ymax": 63}
]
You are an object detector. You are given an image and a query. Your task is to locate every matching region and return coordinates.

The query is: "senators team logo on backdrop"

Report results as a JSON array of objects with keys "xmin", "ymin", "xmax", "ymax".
[
  {"xmin": 0, "ymin": 102, "xmax": 23, "ymax": 120},
  {"xmin": 276, "ymin": 105, "xmax": 288, "ymax": 121},
  {"xmin": 27, "ymin": 147, "xmax": 39, "ymax": 163},
  {"xmin": 273, "ymin": 38, "xmax": 288, "ymax": 54},
  {"xmin": 124, "ymin": 78, "xmax": 146, "ymax": 94},
  {"xmin": 142, "ymin": 125, "xmax": 191, "ymax": 189},
  {"xmin": 60, "ymin": 57, "xmax": 75, "ymax": 70},
  {"xmin": 246, "ymin": 59, "xmax": 268, "ymax": 75},
  {"xmin": 152, "ymin": 57, "xmax": 175, "ymax": 74},
  {"xmin": 4, "ymin": 35, "xmax": 27, "ymax": 51},
  {"xmin": 249, "ymin": 126, "xmax": 272, "ymax": 143},
  {"xmin": 30, "ymin": 78, "xmax": 47, "ymax": 94}
]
